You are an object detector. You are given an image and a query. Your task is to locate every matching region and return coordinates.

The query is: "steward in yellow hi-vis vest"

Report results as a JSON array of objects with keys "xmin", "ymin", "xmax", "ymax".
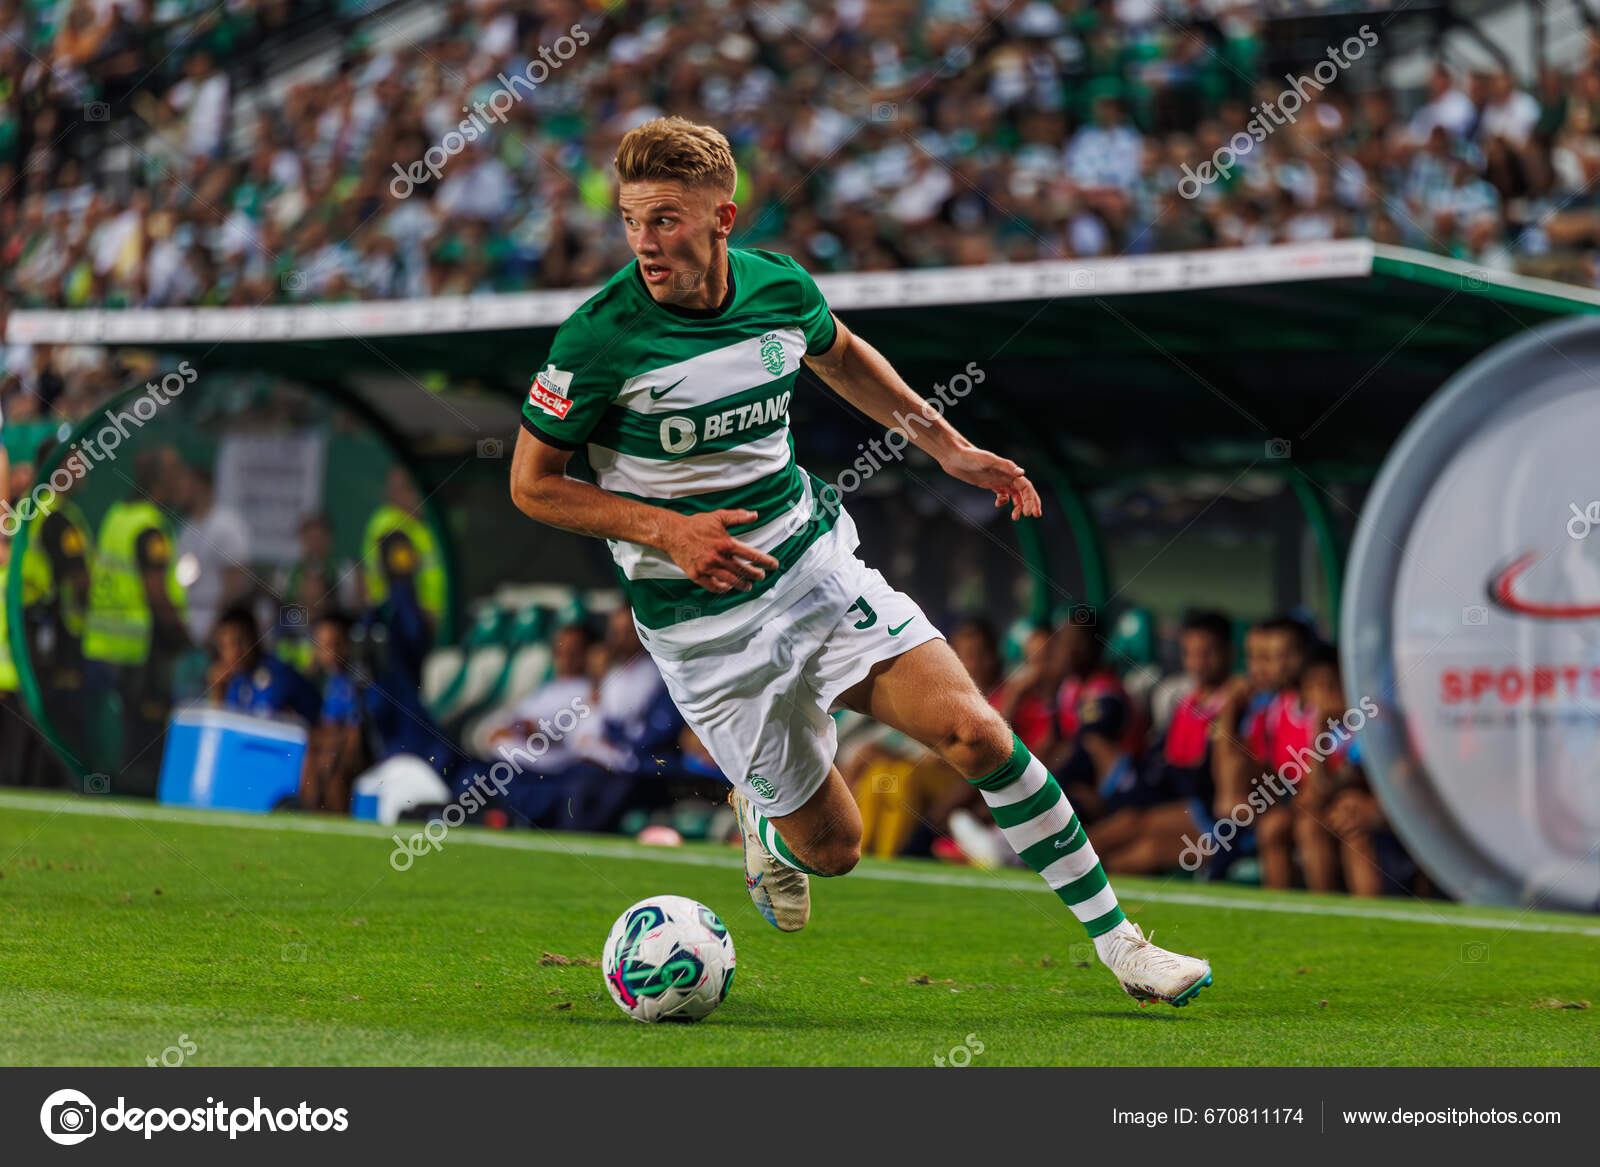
[
  {"xmin": 21, "ymin": 466, "xmax": 94, "ymax": 768},
  {"xmin": 361, "ymin": 468, "xmax": 444, "ymax": 628},
  {"xmin": 81, "ymin": 449, "xmax": 193, "ymax": 794}
]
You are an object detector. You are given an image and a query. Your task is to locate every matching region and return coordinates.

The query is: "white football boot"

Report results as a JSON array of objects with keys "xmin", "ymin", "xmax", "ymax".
[
  {"xmin": 1096, "ymin": 921, "xmax": 1213, "ymax": 1007},
  {"xmin": 728, "ymin": 789, "xmax": 810, "ymax": 932}
]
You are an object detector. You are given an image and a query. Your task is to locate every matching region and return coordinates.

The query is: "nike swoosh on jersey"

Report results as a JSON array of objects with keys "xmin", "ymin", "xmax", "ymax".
[
  {"xmin": 887, "ymin": 618, "xmax": 915, "ymax": 636},
  {"xmin": 649, "ymin": 376, "xmax": 687, "ymax": 400}
]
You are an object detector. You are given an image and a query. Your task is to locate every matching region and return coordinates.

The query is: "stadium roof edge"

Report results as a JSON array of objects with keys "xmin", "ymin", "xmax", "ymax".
[
  {"xmin": 10, "ymin": 240, "xmax": 1593, "ymax": 348},
  {"xmin": 1371, "ymin": 243, "xmax": 1600, "ymax": 317}
]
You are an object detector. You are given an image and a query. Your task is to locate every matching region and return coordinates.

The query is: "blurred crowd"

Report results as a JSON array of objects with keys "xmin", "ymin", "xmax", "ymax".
[
  {"xmin": 845, "ymin": 610, "xmax": 1427, "ymax": 897},
  {"xmin": 5, "ymin": 0, "xmax": 1600, "ymax": 320}
]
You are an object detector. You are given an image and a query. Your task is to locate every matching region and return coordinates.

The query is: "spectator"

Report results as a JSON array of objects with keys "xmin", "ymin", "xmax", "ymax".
[
  {"xmin": 990, "ymin": 621, "xmax": 1057, "ymax": 754},
  {"xmin": 274, "ymin": 512, "xmax": 359, "ymax": 672},
  {"xmin": 479, "ymin": 622, "xmax": 594, "ymax": 827},
  {"xmin": 208, "ymin": 603, "xmax": 322, "ymax": 724},
  {"xmin": 1409, "ymin": 65, "xmax": 1476, "ymax": 144},
  {"xmin": 564, "ymin": 606, "xmax": 687, "ymax": 832},
  {"xmin": 299, "ymin": 608, "xmax": 366, "ymax": 813},
  {"xmin": 1220, "ymin": 615, "xmax": 1317, "ymax": 890},
  {"xmin": 1087, "ymin": 610, "xmax": 1241, "ymax": 874},
  {"xmin": 301, "ymin": 607, "xmax": 464, "ymax": 812},
  {"xmin": 1044, "ymin": 619, "xmax": 1140, "ymax": 808}
]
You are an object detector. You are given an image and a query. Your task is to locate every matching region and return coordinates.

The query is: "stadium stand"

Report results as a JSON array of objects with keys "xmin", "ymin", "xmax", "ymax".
[{"xmin": 4, "ymin": 0, "xmax": 1600, "ymax": 325}]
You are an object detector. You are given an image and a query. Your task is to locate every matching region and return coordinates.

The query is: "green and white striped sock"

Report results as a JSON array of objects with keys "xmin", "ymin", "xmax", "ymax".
[
  {"xmin": 969, "ymin": 734, "xmax": 1127, "ymax": 937},
  {"xmin": 755, "ymin": 811, "xmax": 827, "ymax": 877}
]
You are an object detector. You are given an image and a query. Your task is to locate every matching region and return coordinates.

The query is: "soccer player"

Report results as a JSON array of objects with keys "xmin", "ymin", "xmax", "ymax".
[{"xmin": 509, "ymin": 117, "xmax": 1212, "ymax": 1006}]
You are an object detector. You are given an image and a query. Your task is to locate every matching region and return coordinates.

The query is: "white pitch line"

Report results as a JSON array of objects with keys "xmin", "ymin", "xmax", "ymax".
[{"xmin": 3, "ymin": 791, "xmax": 1598, "ymax": 938}]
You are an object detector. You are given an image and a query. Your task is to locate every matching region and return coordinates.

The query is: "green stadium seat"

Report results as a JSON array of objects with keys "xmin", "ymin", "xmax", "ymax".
[
  {"xmin": 1110, "ymin": 608, "xmax": 1156, "ymax": 667},
  {"xmin": 424, "ymin": 604, "xmax": 512, "ymax": 721}
]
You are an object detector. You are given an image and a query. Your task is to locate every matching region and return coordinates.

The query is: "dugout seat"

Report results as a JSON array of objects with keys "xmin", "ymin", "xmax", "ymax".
[
  {"xmin": 444, "ymin": 605, "xmax": 548, "ymax": 742},
  {"xmin": 424, "ymin": 604, "xmax": 512, "ymax": 721}
]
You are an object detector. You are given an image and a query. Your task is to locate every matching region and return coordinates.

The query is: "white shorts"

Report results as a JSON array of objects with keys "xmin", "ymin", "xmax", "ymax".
[{"xmin": 653, "ymin": 555, "xmax": 942, "ymax": 817}]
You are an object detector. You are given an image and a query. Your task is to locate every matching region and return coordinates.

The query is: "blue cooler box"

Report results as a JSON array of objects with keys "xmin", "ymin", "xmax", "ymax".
[{"xmin": 157, "ymin": 705, "xmax": 308, "ymax": 812}]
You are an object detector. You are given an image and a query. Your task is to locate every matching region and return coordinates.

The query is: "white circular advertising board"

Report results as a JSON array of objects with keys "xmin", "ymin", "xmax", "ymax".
[{"xmin": 1343, "ymin": 316, "xmax": 1600, "ymax": 912}]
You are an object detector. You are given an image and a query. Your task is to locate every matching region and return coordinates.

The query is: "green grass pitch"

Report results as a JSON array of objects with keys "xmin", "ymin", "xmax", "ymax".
[{"xmin": 1, "ymin": 790, "xmax": 1595, "ymax": 1067}]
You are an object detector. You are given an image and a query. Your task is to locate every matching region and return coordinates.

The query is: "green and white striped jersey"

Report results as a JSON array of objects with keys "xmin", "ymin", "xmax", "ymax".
[{"xmin": 521, "ymin": 248, "xmax": 859, "ymax": 658}]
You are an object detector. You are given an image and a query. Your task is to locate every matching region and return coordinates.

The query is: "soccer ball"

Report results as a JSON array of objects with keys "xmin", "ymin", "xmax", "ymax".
[{"xmin": 601, "ymin": 895, "xmax": 736, "ymax": 1023}]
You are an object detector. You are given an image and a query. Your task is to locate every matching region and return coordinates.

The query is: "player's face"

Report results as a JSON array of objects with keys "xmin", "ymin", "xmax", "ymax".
[
  {"xmin": 953, "ymin": 627, "xmax": 998, "ymax": 688},
  {"xmin": 607, "ymin": 607, "xmax": 640, "ymax": 656},
  {"xmin": 618, "ymin": 179, "xmax": 735, "ymax": 309},
  {"xmin": 1181, "ymin": 630, "xmax": 1228, "ymax": 688},
  {"xmin": 215, "ymin": 623, "xmax": 250, "ymax": 676},
  {"xmin": 1243, "ymin": 629, "xmax": 1270, "ymax": 690},
  {"xmin": 1302, "ymin": 664, "xmax": 1344, "ymax": 721},
  {"xmin": 313, "ymin": 623, "xmax": 348, "ymax": 673},
  {"xmin": 552, "ymin": 628, "xmax": 588, "ymax": 676}
]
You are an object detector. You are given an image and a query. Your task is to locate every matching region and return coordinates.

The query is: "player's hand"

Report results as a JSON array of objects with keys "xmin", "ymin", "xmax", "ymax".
[
  {"xmin": 938, "ymin": 445, "xmax": 1042, "ymax": 520},
  {"xmin": 663, "ymin": 509, "xmax": 781, "ymax": 595},
  {"xmin": 1218, "ymin": 674, "xmax": 1253, "ymax": 712}
]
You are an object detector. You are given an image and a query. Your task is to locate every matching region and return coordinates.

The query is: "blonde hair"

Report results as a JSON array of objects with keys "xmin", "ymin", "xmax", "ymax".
[{"xmin": 614, "ymin": 117, "xmax": 736, "ymax": 197}]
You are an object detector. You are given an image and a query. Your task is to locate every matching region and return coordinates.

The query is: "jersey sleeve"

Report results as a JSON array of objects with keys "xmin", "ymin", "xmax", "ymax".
[
  {"xmin": 767, "ymin": 251, "xmax": 836, "ymax": 355},
  {"xmin": 798, "ymin": 269, "xmax": 836, "ymax": 354},
  {"xmin": 521, "ymin": 314, "xmax": 616, "ymax": 450}
]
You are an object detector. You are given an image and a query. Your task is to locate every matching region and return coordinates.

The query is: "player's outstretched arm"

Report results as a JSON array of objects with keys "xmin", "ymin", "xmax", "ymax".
[
  {"xmin": 510, "ymin": 427, "xmax": 779, "ymax": 594},
  {"xmin": 803, "ymin": 315, "xmax": 1042, "ymax": 520}
]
